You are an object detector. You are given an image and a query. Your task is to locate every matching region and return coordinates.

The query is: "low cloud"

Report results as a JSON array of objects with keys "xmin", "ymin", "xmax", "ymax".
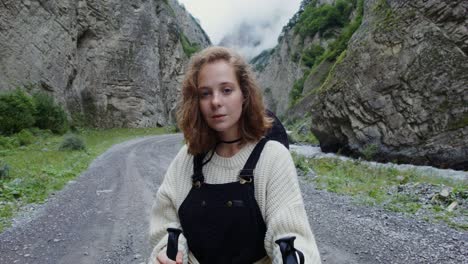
[{"xmin": 178, "ymin": 0, "xmax": 302, "ymax": 59}]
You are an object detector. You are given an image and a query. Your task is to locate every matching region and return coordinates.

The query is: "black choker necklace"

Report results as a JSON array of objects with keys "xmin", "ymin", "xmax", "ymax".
[{"xmin": 220, "ymin": 137, "xmax": 242, "ymax": 144}]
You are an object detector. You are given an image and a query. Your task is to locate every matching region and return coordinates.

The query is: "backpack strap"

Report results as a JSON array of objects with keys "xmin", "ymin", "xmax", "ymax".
[
  {"xmin": 265, "ymin": 109, "xmax": 289, "ymax": 150},
  {"xmin": 239, "ymin": 138, "xmax": 269, "ymax": 183}
]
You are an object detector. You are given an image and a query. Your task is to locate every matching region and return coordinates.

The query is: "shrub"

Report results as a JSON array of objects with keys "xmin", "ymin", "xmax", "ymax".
[
  {"xmin": 180, "ymin": 33, "xmax": 200, "ymax": 57},
  {"xmin": 28, "ymin": 127, "xmax": 52, "ymax": 138},
  {"xmin": 32, "ymin": 92, "xmax": 68, "ymax": 134},
  {"xmin": 295, "ymin": 0, "xmax": 356, "ymax": 39},
  {"xmin": 16, "ymin": 129, "xmax": 35, "ymax": 146},
  {"xmin": 302, "ymin": 45, "xmax": 325, "ymax": 67},
  {"xmin": 59, "ymin": 134, "xmax": 86, "ymax": 151},
  {"xmin": 294, "ymin": 0, "xmax": 364, "ymax": 66},
  {"xmin": 320, "ymin": 0, "xmax": 364, "ymax": 62},
  {"xmin": 0, "ymin": 136, "xmax": 19, "ymax": 150},
  {"xmin": 69, "ymin": 112, "xmax": 87, "ymax": 130},
  {"xmin": 362, "ymin": 143, "xmax": 378, "ymax": 160},
  {"xmin": 0, "ymin": 89, "xmax": 36, "ymax": 135},
  {"xmin": 289, "ymin": 69, "xmax": 310, "ymax": 106},
  {"xmin": 289, "ymin": 78, "xmax": 306, "ymax": 106},
  {"xmin": 165, "ymin": 125, "xmax": 179, "ymax": 133},
  {"xmin": 0, "ymin": 160, "xmax": 10, "ymax": 179}
]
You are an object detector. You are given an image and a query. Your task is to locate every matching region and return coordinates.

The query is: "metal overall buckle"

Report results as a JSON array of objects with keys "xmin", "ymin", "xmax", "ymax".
[
  {"xmin": 193, "ymin": 180, "xmax": 202, "ymax": 188},
  {"xmin": 239, "ymin": 169, "xmax": 254, "ymax": 184}
]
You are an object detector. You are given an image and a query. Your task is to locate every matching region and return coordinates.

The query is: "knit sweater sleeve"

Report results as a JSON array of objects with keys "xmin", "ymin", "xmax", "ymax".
[
  {"xmin": 262, "ymin": 142, "xmax": 321, "ymax": 264},
  {"xmin": 148, "ymin": 146, "xmax": 190, "ymax": 264}
]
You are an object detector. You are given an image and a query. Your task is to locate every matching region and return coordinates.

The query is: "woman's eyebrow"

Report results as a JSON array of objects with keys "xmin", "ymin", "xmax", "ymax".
[
  {"xmin": 220, "ymin": 81, "xmax": 234, "ymax": 85},
  {"xmin": 198, "ymin": 81, "xmax": 235, "ymax": 89}
]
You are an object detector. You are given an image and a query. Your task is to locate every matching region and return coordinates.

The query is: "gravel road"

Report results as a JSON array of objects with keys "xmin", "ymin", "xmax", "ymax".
[{"xmin": 0, "ymin": 134, "xmax": 466, "ymax": 264}]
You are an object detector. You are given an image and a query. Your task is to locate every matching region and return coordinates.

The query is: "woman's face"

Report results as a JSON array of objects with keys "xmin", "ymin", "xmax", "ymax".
[{"xmin": 197, "ymin": 60, "xmax": 244, "ymax": 139}]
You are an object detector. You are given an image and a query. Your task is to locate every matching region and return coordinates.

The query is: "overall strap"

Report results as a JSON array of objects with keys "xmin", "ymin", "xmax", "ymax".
[
  {"xmin": 239, "ymin": 138, "xmax": 269, "ymax": 180},
  {"xmin": 192, "ymin": 152, "xmax": 206, "ymax": 186}
]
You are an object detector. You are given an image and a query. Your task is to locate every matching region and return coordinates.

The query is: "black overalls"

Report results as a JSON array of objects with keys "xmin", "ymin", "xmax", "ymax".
[{"xmin": 178, "ymin": 138, "xmax": 269, "ymax": 264}]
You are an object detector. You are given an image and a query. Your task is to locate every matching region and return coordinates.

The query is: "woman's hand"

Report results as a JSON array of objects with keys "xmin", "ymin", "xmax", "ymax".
[{"xmin": 156, "ymin": 250, "xmax": 183, "ymax": 264}]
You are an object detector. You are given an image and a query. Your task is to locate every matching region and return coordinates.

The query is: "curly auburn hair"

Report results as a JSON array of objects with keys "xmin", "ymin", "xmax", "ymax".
[{"xmin": 176, "ymin": 46, "xmax": 272, "ymax": 155}]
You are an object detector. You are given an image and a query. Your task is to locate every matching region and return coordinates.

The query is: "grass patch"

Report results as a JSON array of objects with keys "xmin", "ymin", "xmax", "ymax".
[
  {"xmin": 285, "ymin": 116, "xmax": 319, "ymax": 145},
  {"xmin": 180, "ymin": 32, "xmax": 200, "ymax": 58},
  {"xmin": 289, "ymin": 69, "xmax": 311, "ymax": 107},
  {"xmin": 293, "ymin": 155, "xmax": 468, "ymax": 230},
  {"xmin": 0, "ymin": 127, "xmax": 170, "ymax": 232},
  {"xmin": 314, "ymin": 49, "xmax": 347, "ymax": 93},
  {"xmin": 372, "ymin": 0, "xmax": 399, "ymax": 32}
]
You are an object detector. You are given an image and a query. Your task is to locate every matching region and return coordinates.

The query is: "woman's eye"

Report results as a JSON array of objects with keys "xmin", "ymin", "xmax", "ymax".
[
  {"xmin": 223, "ymin": 87, "xmax": 232, "ymax": 94},
  {"xmin": 199, "ymin": 90, "xmax": 211, "ymax": 98}
]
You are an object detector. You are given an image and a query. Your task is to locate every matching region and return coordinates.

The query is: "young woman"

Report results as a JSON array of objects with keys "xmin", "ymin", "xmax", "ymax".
[{"xmin": 149, "ymin": 46, "xmax": 321, "ymax": 264}]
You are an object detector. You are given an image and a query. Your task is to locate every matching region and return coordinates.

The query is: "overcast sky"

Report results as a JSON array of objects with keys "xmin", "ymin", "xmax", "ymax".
[{"xmin": 178, "ymin": 0, "xmax": 302, "ymax": 59}]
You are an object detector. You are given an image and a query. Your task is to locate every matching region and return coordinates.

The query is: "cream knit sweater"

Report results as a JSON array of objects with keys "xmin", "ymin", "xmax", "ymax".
[{"xmin": 148, "ymin": 140, "xmax": 321, "ymax": 264}]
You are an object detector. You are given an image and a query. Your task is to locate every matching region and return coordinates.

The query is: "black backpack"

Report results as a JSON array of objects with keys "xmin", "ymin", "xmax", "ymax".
[{"xmin": 265, "ymin": 110, "xmax": 289, "ymax": 149}]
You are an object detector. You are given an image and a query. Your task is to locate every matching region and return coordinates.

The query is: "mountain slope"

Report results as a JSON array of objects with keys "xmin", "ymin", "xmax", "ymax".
[{"xmin": 0, "ymin": 0, "xmax": 210, "ymax": 128}]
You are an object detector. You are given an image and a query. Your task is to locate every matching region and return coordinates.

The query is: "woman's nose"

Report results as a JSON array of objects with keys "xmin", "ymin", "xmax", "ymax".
[{"xmin": 211, "ymin": 92, "xmax": 222, "ymax": 107}]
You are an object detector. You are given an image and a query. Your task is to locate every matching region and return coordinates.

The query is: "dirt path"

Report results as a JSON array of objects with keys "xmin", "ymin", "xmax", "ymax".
[
  {"xmin": 0, "ymin": 134, "xmax": 466, "ymax": 264},
  {"xmin": 0, "ymin": 134, "xmax": 180, "ymax": 264}
]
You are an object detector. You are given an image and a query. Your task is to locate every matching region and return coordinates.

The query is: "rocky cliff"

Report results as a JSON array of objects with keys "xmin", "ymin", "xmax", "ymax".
[
  {"xmin": 254, "ymin": 0, "xmax": 467, "ymax": 170},
  {"xmin": 252, "ymin": 0, "xmax": 309, "ymax": 116},
  {"xmin": 310, "ymin": 0, "xmax": 467, "ymax": 169},
  {"xmin": 0, "ymin": 0, "xmax": 210, "ymax": 127},
  {"xmin": 253, "ymin": 0, "xmax": 359, "ymax": 116},
  {"xmin": 292, "ymin": 0, "xmax": 467, "ymax": 169}
]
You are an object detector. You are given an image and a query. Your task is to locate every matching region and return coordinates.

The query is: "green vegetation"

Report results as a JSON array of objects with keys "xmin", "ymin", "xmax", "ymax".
[
  {"xmin": 373, "ymin": 0, "xmax": 398, "ymax": 31},
  {"xmin": 295, "ymin": 0, "xmax": 357, "ymax": 40},
  {"xmin": 32, "ymin": 92, "xmax": 68, "ymax": 134},
  {"xmin": 298, "ymin": 0, "xmax": 364, "ymax": 68},
  {"xmin": 314, "ymin": 50, "xmax": 347, "ymax": 93},
  {"xmin": 302, "ymin": 45, "xmax": 325, "ymax": 68},
  {"xmin": 0, "ymin": 136, "xmax": 19, "ymax": 150},
  {"xmin": 16, "ymin": 129, "xmax": 35, "ymax": 146},
  {"xmin": 0, "ymin": 89, "xmax": 36, "ymax": 135},
  {"xmin": 318, "ymin": 0, "xmax": 364, "ymax": 62},
  {"xmin": 384, "ymin": 194, "xmax": 421, "ymax": 214},
  {"xmin": 0, "ymin": 127, "xmax": 169, "ymax": 232},
  {"xmin": 180, "ymin": 32, "xmax": 201, "ymax": 57},
  {"xmin": 288, "ymin": 0, "xmax": 364, "ymax": 104},
  {"xmin": 0, "ymin": 89, "xmax": 68, "ymax": 136},
  {"xmin": 289, "ymin": 69, "xmax": 311, "ymax": 106},
  {"xmin": 59, "ymin": 133, "xmax": 86, "ymax": 151},
  {"xmin": 285, "ymin": 116, "xmax": 319, "ymax": 145},
  {"xmin": 292, "ymin": 154, "xmax": 468, "ymax": 230},
  {"xmin": 362, "ymin": 143, "xmax": 378, "ymax": 160},
  {"xmin": 0, "ymin": 161, "xmax": 9, "ymax": 179}
]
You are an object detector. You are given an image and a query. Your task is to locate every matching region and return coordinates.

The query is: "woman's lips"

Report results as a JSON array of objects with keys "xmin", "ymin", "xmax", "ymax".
[{"xmin": 212, "ymin": 114, "xmax": 226, "ymax": 120}]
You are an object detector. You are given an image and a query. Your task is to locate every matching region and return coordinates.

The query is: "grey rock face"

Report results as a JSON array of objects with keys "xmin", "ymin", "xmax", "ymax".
[
  {"xmin": 252, "ymin": 0, "xmax": 310, "ymax": 116},
  {"xmin": 0, "ymin": 0, "xmax": 210, "ymax": 128},
  {"xmin": 253, "ymin": 0, "xmax": 340, "ymax": 116},
  {"xmin": 254, "ymin": 29, "xmax": 306, "ymax": 116},
  {"xmin": 308, "ymin": 0, "xmax": 468, "ymax": 170}
]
